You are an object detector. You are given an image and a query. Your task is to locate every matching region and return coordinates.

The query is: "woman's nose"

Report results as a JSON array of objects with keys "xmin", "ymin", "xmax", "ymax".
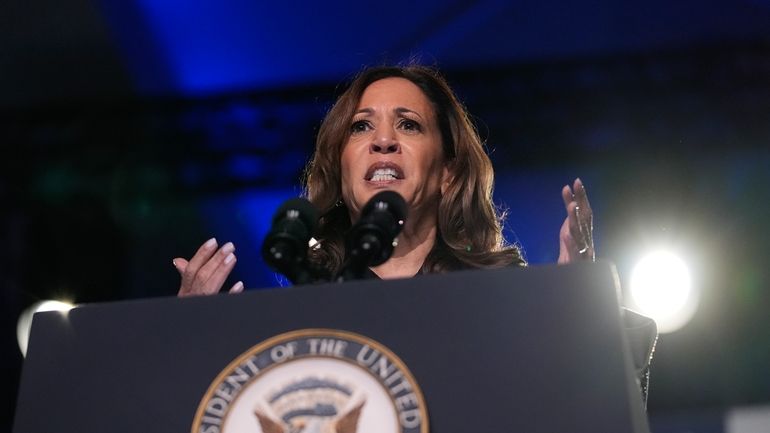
[{"xmin": 369, "ymin": 134, "xmax": 400, "ymax": 154}]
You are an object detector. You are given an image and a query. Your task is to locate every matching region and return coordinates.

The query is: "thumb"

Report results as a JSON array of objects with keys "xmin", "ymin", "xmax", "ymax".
[{"xmin": 172, "ymin": 258, "xmax": 188, "ymax": 275}]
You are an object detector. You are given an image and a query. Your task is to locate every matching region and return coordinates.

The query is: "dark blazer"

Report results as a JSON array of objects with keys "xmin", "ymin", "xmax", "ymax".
[{"xmin": 622, "ymin": 308, "xmax": 658, "ymax": 406}]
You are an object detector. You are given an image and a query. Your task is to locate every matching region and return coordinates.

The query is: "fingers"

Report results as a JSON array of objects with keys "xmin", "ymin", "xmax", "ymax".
[
  {"xmin": 573, "ymin": 178, "xmax": 593, "ymax": 236},
  {"xmin": 172, "ymin": 258, "xmax": 188, "ymax": 275},
  {"xmin": 573, "ymin": 178, "xmax": 586, "ymax": 203},
  {"xmin": 195, "ymin": 242, "xmax": 237, "ymax": 293},
  {"xmin": 562, "ymin": 184, "xmax": 573, "ymax": 209},
  {"xmin": 177, "ymin": 238, "xmax": 241, "ymax": 297},
  {"xmin": 562, "ymin": 182, "xmax": 584, "ymax": 250},
  {"xmin": 575, "ymin": 206, "xmax": 592, "ymax": 253},
  {"xmin": 558, "ymin": 178, "xmax": 595, "ymax": 263},
  {"xmin": 229, "ymin": 281, "xmax": 245, "ymax": 294},
  {"xmin": 180, "ymin": 237, "xmax": 219, "ymax": 291},
  {"xmin": 567, "ymin": 201, "xmax": 581, "ymax": 247}
]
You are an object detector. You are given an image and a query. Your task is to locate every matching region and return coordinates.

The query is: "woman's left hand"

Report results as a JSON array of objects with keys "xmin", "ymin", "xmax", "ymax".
[{"xmin": 558, "ymin": 178, "xmax": 595, "ymax": 264}]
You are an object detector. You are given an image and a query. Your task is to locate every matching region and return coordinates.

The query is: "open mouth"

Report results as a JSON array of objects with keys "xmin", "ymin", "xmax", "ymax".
[{"xmin": 364, "ymin": 162, "xmax": 404, "ymax": 182}]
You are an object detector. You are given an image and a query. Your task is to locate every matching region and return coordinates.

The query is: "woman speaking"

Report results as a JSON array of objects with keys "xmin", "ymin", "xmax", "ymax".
[
  {"xmin": 171, "ymin": 64, "xmax": 655, "ymax": 404},
  {"xmin": 172, "ymin": 65, "xmax": 595, "ymax": 293}
]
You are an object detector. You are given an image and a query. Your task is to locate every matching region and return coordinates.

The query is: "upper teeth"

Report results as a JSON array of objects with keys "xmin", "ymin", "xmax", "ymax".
[{"xmin": 371, "ymin": 168, "xmax": 398, "ymax": 181}]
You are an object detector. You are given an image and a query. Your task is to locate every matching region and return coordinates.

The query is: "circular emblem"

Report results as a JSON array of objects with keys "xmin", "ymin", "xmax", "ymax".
[{"xmin": 192, "ymin": 329, "xmax": 428, "ymax": 433}]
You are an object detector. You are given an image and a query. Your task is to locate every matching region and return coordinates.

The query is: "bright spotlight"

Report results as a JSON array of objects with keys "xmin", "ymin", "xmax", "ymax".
[
  {"xmin": 17, "ymin": 300, "xmax": 75, "ymax": 357},
  {"xmin": 629, "ymin": 250, "xmax": 697, "ymax": 333}
]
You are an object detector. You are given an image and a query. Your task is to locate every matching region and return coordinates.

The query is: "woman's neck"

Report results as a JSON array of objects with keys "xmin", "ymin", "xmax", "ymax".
[{"xmin": 369, "ymin": 214, "xmax": 437, "ymax": 279}]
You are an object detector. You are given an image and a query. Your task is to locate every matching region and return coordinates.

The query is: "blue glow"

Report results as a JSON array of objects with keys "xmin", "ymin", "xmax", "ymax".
[
  {"xmin": 494, "ymin": 170, "xmax": 601, "ymax": 264},
  {"xmin": 199, "ymin": 188, "xmax": 303, "ymax": 289},
  {"xmin": 99, "ymin": 0, "xmax": 770, "ymax": 95},
  {"xmin": 226, "ymin": 156, "xmax": 265, "ymax": 181},
  {"xmin": 121, "ymin": 0, "xmax": 452, "ymax": 95}
]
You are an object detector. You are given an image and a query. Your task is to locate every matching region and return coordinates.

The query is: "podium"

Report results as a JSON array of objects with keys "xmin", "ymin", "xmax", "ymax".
[{"xmin": 13, "ymin": 261, "xmax": 650, "ymax": 433}]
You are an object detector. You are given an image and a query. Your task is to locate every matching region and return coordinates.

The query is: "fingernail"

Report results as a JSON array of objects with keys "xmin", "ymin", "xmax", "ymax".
[
  {"xmin": 204, "ymin": 237, "xmax": 217, "ymax": 249},
  {"xmin": 224, "ymin": 253, "xmax": 236, "ymax": 265},
  {"xmin": 172, "ymin": 259, "xmax": 177, "ymax": 267},
  {"xmin": 221, "ymin": 242, "xmax": 235, "ymax": 255},
  {"xmin": 232, "ymin": 281, "xmax": 244, "ymax": 293}
]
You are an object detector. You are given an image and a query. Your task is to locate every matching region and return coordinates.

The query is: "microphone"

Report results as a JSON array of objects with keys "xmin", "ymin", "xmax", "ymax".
[
  {"xmin": 261, "ymin": 198, "xmax": 319, "ymax": 285},
  {"xmin": 339, "ymin": 190, "xmax": 407, "ymax": 280}
]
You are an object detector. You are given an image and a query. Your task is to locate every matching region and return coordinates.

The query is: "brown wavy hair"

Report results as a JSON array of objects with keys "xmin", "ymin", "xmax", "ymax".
[{"xmin": 304, "ymin": 65, "xmax": 525, "ymax": 278}]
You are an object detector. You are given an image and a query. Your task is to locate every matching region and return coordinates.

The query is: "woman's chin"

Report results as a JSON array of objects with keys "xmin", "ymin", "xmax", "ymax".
[{"xmin": 349, "ymin": 184, "xmax": 409, "ymax": 213}]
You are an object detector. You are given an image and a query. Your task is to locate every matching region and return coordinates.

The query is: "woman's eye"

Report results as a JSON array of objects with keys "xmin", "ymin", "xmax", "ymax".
[
  {"xmin": 350, "ymin": 120, "xmax": 371, "ymax": 134},
  {"xmin": 399, "ymin": 119, "xmax": 422, "ymax": 132}
]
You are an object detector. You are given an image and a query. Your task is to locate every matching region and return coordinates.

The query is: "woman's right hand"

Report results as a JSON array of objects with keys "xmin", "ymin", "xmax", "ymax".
[{"xmin": 173, "ymin": 238, "xmax": 244, "ymax": 297}]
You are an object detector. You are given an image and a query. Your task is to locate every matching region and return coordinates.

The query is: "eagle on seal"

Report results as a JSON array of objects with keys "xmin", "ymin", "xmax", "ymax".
[{"xmin": 254, "ymin": 400, "xmax": 365, "ymax": 433}]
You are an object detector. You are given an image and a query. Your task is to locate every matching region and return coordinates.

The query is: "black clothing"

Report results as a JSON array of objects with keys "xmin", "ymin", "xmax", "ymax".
[{"xmin": 623, "ymin": 308, "xmax": 658, "ymax": 406}]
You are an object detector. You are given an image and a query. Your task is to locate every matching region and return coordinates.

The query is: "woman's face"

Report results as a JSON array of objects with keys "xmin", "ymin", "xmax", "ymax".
[{"xmin": 340, "ymin": 77, "xmax": 450, "ymax": 223}]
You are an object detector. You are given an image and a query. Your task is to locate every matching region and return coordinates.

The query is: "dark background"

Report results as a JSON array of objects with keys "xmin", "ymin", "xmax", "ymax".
[{"xmin": 2, "ymin": 0, "xmax": 769, "ymax": 431}]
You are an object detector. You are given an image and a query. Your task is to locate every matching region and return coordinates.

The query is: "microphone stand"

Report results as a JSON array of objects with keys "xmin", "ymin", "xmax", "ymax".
[{"xmin": 336, "ymin": 233, "xmax": 382, "ymax": 282}]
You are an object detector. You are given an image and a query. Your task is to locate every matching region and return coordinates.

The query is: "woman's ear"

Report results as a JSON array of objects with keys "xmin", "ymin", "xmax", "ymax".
[{"xmin": 440, "ymin": 161, "xmax": 455, "ymax": 196}]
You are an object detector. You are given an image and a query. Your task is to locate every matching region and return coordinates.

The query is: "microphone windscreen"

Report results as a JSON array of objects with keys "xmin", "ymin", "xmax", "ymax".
[
  {"xmin": 362, "ymin": 190, "xmax": 407, "ymax": 223},
  {"xmin": 272, "ymin": 197, "xmax": 319, "ymax": 233}
]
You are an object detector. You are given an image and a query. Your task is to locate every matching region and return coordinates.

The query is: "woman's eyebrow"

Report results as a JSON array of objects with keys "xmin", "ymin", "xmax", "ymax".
[
  {"xmin": 354, "ymin": 108, "xmax": 374, "ymax": 116},
  {"xmin": 394, "ymin": 107, "xmax": 423, "ymax": 119},
  {"xmin": 353, "ymin": 107, "xmax": 423, "ymax": 119}
]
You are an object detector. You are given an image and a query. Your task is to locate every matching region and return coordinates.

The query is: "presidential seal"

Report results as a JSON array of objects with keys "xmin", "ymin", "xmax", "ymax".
[{"xmin": 192, "ymin": 329, "xmax": 428, "ymax": 433}]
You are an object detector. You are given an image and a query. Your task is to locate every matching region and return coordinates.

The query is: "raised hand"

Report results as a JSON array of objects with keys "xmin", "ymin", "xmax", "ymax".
[
  {"xmin": 557, "ymin": 178, "xmax": 595, "ymax": 264},
  {"xmin": 173, "ymin": 238, "xmax": 244, "ymax": 297}
]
